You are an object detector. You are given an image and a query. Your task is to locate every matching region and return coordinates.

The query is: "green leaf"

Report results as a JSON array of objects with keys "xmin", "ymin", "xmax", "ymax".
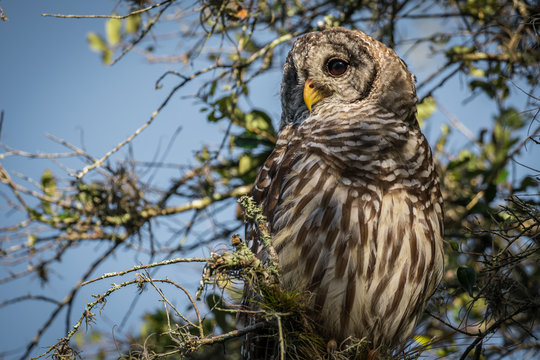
[
  {"xmin": 450, "ymin": 241, "xmax": 459, "ymax": 252},
  {"xmin": 416, "ymin": 96, "xmax": 436, "ymax": 126},
  {"xmin": 125, "ymin": 14, "xmax": 141, "ymax": 34},
  {"xmin": 495, "ymin": 169, "xmax": 509, "ymax": 185},
  {"xmin": 469, "ymin": 67, "xmax": 485, "ymax": 77},
  {"xmin": 207, "ymin": 111, "xmax": 221, "ymax": 122},
  {"xmin": 238, "ymin": 154, "xmax": 258, "ymax": 175},
  {"xmin": 27, "ymin": 234, "xmax": 37, "ymax": 248},
  {"xmin": 41, "ymin": 169, "xmax": 57, "ymax": 196},
  {"xmin": 58, "ymin": 212, "xmax": 79, "ymax": 224},
  {"xmin": 41, "ymin": 200, "xmax": 52, "ymax": 215},
  {"xmin": 87, "ymin": 32, "xmax": 108, "ymax": 52},
  {"xmin": 431, "ymin": 33, "xmax": 450, "ymax": 44},
  {"xmin": 106, "ymin": 16, "xmax": 122, "ymax": 45},
  {"xmin": 245, "ymin": 110, "xmax": 275, "ymax": 135},
  {"xmin": 28, "ymin": 208, "xmax": 43, "ymax": 221},
  {"xmin": 236, "ymin": 33, "xmax": 259, "ymax": 53},
  {"xmin": 499, "ymin": 108, "xmax": 524, "ymax": 129},
  {"xmin": 234, "ymin": 134, "xmax": 259, "ymax": 149},
  {"xmin": 493, "ymin": 123, "xmax": 510, "ymax": 148},
  {"xmin": 469, "ymin": 80, "xmax": 496, "ymax": 98},
  {"xmin": 102, "ymin": 49, "xmax": 113, "ymax": 65},
  {"xmin": 518, "ymin": 176, "xmax": 536, "ymax": 191},
  {"xmin": 457, "ymin": 265, "xmax": 477, "ymax": 297},
  {"xmin": 234, "ymin": 132, "xmax": 273, "ymax": 149},
  {"xmin": 89, "ymin": 331, "xmax": 102, "ymax": 343},
  {"xmin": 415, "ymin": 335, "xmax": 432, "ymax": 349},
  {"xmin": 447, "ymin": 149, "xmax": 473, "ymax": 170},
  {"xmin": 447, "ymin": 45, "xmax": 475, "ymax": 56},
  {"xmin": 209, "ymin": 95, "xmax": 236, "ymax": 122},
  {"xmin": 75, "ymin": 331, "xmax": 85, "ymax": 348},
  {"xmin": 196, "ymin": 146, "xmax": 210, "ymax": 162}
]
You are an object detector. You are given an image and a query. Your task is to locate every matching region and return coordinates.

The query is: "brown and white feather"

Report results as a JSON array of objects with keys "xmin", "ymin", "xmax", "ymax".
[{"xmin": 242, "ymin": 28, "xmax": 444, "ymax": 358}]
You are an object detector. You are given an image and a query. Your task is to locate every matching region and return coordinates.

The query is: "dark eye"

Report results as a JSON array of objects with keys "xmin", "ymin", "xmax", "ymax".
[{"xmin": 326, "ymin": 58, "xmax": 348, "ymax": 77}]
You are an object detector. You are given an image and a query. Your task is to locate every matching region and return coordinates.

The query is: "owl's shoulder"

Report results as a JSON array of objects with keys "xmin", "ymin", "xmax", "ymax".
[{"xmin": 252, "ymin": 124, "xmax": 302, "ymax": 216}]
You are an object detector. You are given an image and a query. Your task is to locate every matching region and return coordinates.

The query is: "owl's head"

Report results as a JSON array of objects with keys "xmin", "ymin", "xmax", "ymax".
[{"xmin": 280, "ymin": 28, "xmax": 417, "ymax": 130}]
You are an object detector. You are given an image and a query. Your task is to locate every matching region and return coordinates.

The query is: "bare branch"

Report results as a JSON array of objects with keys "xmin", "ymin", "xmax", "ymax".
[
  {"xmin": 0, "ymin": 164, "xmax": 28, "ymax": 209},
  {"xmin": 41, "ymin": 1, "xmax": 174, "ymax": 19},
  {"xmin": 81, "ymin": 257, "xmax": 209, "ymax": 286},
  {"xmin": 0, "ymin": 294, "xmax": 61, "ymax": 308},
  {"xmin": 143, "ymin": 185, "xmax": 251, "ymax": 217},
  {"xmin": 196, "ymin": 322, "xmax": 266, "ymax": 346}
]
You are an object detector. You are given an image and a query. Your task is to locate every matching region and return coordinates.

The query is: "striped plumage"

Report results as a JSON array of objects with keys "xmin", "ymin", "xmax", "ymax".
[{"xmin": 244, "ymin": 28, "xmax": 444, "ymax": 357}]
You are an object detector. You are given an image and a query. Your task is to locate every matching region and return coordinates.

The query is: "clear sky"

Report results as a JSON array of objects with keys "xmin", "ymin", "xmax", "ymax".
[{"xmin": 0, "ymin": 1, "xmax": 538, "ymax": 359}]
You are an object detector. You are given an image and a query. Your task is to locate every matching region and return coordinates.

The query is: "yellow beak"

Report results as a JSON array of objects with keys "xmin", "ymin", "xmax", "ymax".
[{"xmin": 303, "ymin": 79, "xmax": 328, "ymax": 112}]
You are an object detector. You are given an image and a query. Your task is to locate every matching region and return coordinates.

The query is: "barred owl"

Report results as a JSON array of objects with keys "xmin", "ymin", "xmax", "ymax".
[{"xmin": 243, "ymin": 28, "xmax": 444, "ymax": 357}]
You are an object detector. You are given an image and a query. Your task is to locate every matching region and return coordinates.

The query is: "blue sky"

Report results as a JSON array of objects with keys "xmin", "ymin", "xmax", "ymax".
[{"xmin": 0, "ymin": 1, "xmax": 538, "ymax": 359}]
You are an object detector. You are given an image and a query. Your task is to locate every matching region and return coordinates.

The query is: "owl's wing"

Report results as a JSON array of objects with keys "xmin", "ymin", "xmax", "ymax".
[
  {"xmin": 252, "ymin": 124, "xmax": 300, "ymax": 224},
  {"xmin": 239, "ymin": 124, "xmax": 300, "ymax": 359},
  {"xmin": 247, "ymin": 123, "xmax": 300, "ymax": 261},
  {"xmin": 241, "ymin": 123, "xmax": 300, "ymax": 285}
]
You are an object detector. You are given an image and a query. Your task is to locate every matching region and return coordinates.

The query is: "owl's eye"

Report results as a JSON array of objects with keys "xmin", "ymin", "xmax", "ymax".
[{"xmin": 326, "ymin": 58, "xmax": 349, "ymax": 77}]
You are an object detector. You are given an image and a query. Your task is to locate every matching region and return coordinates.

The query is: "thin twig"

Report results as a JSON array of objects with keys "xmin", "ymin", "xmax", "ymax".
[
  {"xmin": 0, "ymin": 219, "xmax": 31, "ymax": 232},
  {"xmin": 109, "ymin": 1, "xmax": 174, "ymax": 66},
  {"xmin": 0, "ymin": 294, "xmax": 61, "ymax": 308},
  {"xmin": 196, "ymin": 322, "xmax": 266, "ymax": 346},
  {"xmin": 143, "ymin": 185, "xmax": 251, "ymax": 217},
  {"xmin": 46, "ymin": 133, "xmax": 97, "ymax": 163},
  {"xmin": 0, "ymin": 144, "xmax": 78, "ymax": 160},
  {"xmin": 277, "ymin": 314, "xmax": 286, "ymax": 360},
  {"xmin": 0, "ymin": 109, "xmax": 4, "ymax": 138},
  {"xmin": 507, "ymin": 124, "xmax": 540, "ymax": 161},
  {"xmin": 41, "ymin": 1, "xmax": 173, "ymax": 19},
  {"xmin": 436, "ymin": 100, "xmax": 478, "ymax": 145},
  {"xmin": 426, "ymin": 311, "xmax": 475, "ymax": 336},
  {"xmin": 0, "ymin": 164, "xmax": 28, "ymax": 209},
  {"xmin": 151, "ymin": 278, "xmax": 203, "ymax": 337},
  {"xmin": 143, "ymin": 271, "xmax": 196, "ymax": 329},
  {"xmin": 81, "ymin": 257, "xmax": 210, "ymax": 286}
]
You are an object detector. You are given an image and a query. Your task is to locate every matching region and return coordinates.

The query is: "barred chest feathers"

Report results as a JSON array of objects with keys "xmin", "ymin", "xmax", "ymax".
[{"xmin": 266, "ymin": 108, "xmax": 444, "ymax": 348}]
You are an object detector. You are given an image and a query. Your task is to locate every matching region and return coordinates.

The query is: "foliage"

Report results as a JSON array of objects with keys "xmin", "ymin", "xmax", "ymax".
[{"xmin": 1, "ymin": 0, "xmax": 539, "ymax": 359}]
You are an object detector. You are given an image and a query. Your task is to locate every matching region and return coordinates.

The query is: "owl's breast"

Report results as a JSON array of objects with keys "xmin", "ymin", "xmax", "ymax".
[{"xmin": 267, "ymin": 149, "xmax": 444, "ymax": 348}]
